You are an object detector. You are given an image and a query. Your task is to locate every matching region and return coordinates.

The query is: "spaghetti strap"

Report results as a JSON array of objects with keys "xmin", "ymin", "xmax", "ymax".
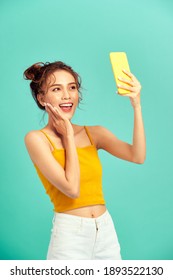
[
  {"xmin": 40, "ymin": 130, "xmax": 56, "ymax": 150},
  {"xmin": 84, "ymin": 126, "xmax": 94, "ymax": 146}
]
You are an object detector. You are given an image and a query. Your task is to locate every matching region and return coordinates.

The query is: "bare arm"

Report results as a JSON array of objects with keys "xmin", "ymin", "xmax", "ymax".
[
  {"xmin": 92, "ymin": 70, "xmax": 146, "ymax": 164},
  {"xmin": 131, "ymin": 105, "xmax": 146, "ymax": 163},
  {"xmin": 25, "ymin": 104, "xmax": 80, "ymax": 198}
]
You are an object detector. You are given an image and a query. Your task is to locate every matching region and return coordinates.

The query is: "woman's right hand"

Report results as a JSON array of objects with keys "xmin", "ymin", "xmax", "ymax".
[{"xmin": 44, "ymin": 103, "xmax": 74, "ymax": 138}]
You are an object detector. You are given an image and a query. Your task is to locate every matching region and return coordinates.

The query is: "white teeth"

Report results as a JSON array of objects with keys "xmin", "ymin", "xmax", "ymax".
[{"xmin": 59, "ymin": 103, "xmax": 73, "ymax": 107}]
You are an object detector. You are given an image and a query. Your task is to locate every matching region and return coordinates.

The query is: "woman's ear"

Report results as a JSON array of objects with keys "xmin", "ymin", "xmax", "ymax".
[{"xmin": 37, "ymin": 93, "xmax": 45, "ymax": 107}]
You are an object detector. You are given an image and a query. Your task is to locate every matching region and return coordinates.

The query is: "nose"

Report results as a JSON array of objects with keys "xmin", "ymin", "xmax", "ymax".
[{"xmin": 61, "ymin": 88, "xmax": 70, "ymax": 100}]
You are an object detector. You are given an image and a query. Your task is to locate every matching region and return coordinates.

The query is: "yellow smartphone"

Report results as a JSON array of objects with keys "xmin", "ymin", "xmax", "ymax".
[{"xmin": 110, "ymin": 52, "xmax": 131, "ymax": 94}]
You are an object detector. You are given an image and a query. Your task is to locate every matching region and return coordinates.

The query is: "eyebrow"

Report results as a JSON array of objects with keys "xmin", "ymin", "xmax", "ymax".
[{"xmin": 49, "ymin": 82, "xmax": 77, "ymax": 88}]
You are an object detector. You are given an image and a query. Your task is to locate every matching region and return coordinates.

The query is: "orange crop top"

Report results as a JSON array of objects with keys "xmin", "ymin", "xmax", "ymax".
[{"xmin": 34, "ymin": 126, "xmax": 105, "ymax": 212}]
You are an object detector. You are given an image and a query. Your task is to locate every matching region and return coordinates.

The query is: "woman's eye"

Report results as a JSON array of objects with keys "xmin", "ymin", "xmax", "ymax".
[
  {"xmin": 53, "ymin": 87, "xmax": 61, "ymax": 91},
  {"xmin": 70, "ymin": 85, "xmax": 77, "ymax": 90}
]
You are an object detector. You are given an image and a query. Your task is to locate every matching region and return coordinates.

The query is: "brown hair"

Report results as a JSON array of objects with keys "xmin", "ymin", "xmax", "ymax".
[{"xmin": 23, "ymin": 61, "xmax": 82, "ymax": 110}]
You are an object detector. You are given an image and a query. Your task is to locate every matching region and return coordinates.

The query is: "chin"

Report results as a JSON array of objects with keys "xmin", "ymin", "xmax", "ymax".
[{"xmin": 61, "ymin": 111, "xmax": 75, "ymax": 120}]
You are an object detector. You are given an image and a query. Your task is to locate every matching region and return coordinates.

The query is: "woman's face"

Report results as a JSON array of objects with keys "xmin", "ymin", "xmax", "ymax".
[{"xmin": 43, "ymin": 70, "xmax": 79, "ymax": 120}]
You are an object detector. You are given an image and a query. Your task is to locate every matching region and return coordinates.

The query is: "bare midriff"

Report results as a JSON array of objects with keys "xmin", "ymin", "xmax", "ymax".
[{"xmin": 61, "ymin": 204, "xmax": 106, "ymax": 218}]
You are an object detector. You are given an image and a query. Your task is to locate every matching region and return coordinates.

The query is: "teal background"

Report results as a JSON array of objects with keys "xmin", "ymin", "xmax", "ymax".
[{"xmin": 0, "ymin": 0, "xmax": 173, "ymax": 260}]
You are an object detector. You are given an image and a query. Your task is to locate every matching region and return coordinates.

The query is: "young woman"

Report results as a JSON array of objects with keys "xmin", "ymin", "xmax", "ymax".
[{"xmin": 24, "ymin": 61, "xmax": 146, "ymax": 260}]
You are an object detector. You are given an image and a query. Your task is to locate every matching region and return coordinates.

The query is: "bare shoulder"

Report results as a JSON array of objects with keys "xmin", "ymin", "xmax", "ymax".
[
  {"xmin": 87, "ymin": 125, "xmax": 106, "ymax": 135},
  {"xmin": 87, "ymin": 125, "xmax": 104, "ymax": 133},
  {"xmin": 86, "ymin": 125, "xmax": 110, "ymax": 149},
  {"xmin": 24, "ymin": 130, "xmax": 54, "ymax": 165},
  {"xmin": 25, "ymin": 130, "xmax": 42, "ymax": 145},
  {"xmin": 24, "ymin": 130, "xmax": 50, "ymax": 150}
]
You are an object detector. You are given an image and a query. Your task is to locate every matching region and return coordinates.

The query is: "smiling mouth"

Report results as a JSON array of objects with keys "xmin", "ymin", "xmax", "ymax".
[{"xmin": 59, "ymin": 103, "xmax": 73, "ymax": 112}]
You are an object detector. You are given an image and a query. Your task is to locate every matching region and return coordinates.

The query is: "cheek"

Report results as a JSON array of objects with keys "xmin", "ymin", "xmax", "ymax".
[
  {"xmin": 45, "ymin": 93, "xmax": 61, "ymax": 103},
  {"xmin": 74, "ymin": 92, "xmax": 79, "ymax": 102}
]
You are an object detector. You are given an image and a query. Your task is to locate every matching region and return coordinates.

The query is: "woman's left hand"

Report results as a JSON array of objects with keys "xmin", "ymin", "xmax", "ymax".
[{"xmin": 117, "ymin": 69, "xmax": 142, "ymax": 108}]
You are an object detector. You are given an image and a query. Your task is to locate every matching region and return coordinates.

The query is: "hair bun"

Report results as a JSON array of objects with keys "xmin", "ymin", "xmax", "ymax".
[{"xmin": 24, "ymin": 62, "xmax": 44, "ymax": 81}]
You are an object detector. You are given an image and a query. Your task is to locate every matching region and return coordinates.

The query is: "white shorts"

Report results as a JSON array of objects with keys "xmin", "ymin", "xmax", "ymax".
[{"xmin": 47, "ymin": 210, "xmax": 122, "ymax": 260}]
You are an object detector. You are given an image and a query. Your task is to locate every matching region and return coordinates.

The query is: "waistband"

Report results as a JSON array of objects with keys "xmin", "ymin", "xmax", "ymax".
[{"xmin": 53, "ymin": 210, "xmax": 110, "ymax": 226}]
